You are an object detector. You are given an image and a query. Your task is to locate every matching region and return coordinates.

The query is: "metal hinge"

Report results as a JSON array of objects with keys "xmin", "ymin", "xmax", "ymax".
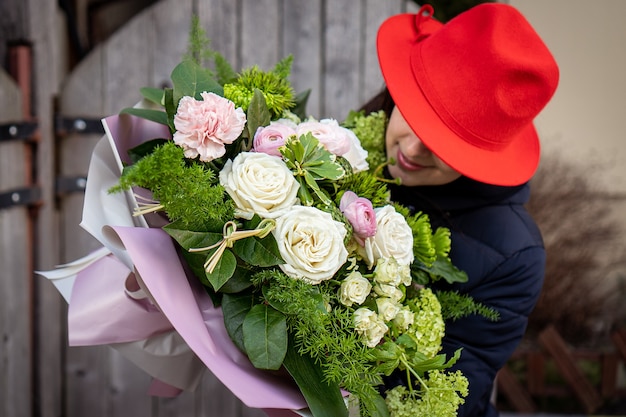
[
  {"xmin": 55, "ymin": 116, "xmax": 104, "ymax": 136},
  {"xmin": 0, "ymin": 186, "xmax": 42, "ymax": 210},
  {"xmin": 0, "ymin": 121, "xmax": 39, "ymax": 142}
]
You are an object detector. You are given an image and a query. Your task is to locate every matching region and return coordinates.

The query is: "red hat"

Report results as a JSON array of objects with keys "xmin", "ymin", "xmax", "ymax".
[{"xmin": 377, "ymin": 3, "xmax": 559, "ymax": 186}]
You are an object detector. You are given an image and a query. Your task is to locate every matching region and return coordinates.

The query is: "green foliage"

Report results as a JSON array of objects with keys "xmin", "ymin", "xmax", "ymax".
[
  {"xmin": 281, "ymin": 133, "xmax": 345, "ymax": 206},
  {"xmin": 261, "ymin": 271, "xmax": 386, "ymax": 417},
  {"xmin": 435, "ymin": 290, "xmax": 500, "ymax": 322},
  {"xmin": 184, "ymin": 15, "xmax": 214, "ymax": 65},
  {"xmin": 110, "ymin": 142, "xmax": 234, "ymax": 231},
  {"xmin": 223, "ymin": 56, "xmax": 296, "ymax": 118}
]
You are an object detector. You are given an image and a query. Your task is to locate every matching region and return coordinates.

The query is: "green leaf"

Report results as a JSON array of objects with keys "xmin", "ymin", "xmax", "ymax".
[
  {"xmin": 222, "ymin": 292, "xmax": 255, "ymax": 352},
  {"xmin": 179, "ymin": 250, "xmax": 212, "ymax": 287},
  {"xmin": 218, "ymin": 263, "xmax": 254, "ymax": 293},
  {"xmin": 119, "ymin": 108, "xmax": 169, "ymax": 126},
  {"xmin": 171, "ymin": 60, "xmax": 223, "ymax": 105},
  {"xmin": 206, "ymin": 248, "xmax": 237, "ymax": 291},
  {"xmin": 246, "ymin": 88, "xmax": 272, "ymax": 140},
  {"xmin": 242, "ymin": 304, "xmax": 287, "ymax": 370},
  {"xmin": 428, "ymin": 257, "xmax": 469, "ymax": 284},
  {"xmin": 163, "ymin": 87, "xmax": 176, "ymax": 132},
  {"xmin": 163, "ymin": 226, "xmax": 223, "ymax": 251},
  {"xmin": 303, "ymin": 171, "xmax": 332, "ymax": 206},
  {"xmin": 292, "ymin": 89, "xmax": 311, "ymax": 120},
  {"xmin": 282, "ymin": 339, "xmax": 348, "ymax": 417},
  {"xmin": 127, "ymin": 138, "xmax": 169, "ymax": 164},
  {"xmin": 139, "ymin": 87, "xmax": 166, "ymax": 106},
  {"xmin": 233, "ymin": 234, "xmax": 283, "ymax": 267}
]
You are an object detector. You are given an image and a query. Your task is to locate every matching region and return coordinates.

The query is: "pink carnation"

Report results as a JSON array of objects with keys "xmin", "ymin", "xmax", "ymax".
[
  {"xmin": 173, "ymin": 92, "xmax": 246, "ymax": 162},
  {"xmin": 340, "ymin": 191, "xmax": 377, "ymax": 245},
  {"xmin": 252, "ymin": 122, "xmax": 297, "ymax": 157}
]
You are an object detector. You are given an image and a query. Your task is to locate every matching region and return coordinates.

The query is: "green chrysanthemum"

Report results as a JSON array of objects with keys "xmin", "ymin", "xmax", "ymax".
[{"xmin": 223, "ymin": 56, "xmax": 296, "ymax": 118}]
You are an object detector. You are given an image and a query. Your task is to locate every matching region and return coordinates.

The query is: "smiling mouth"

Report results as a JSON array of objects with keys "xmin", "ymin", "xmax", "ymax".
[{"xmin": 397, "ymin": 151, "xmax": 425, "ymax": 172}]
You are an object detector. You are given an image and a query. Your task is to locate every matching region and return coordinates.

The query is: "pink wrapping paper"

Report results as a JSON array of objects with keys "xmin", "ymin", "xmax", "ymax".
[{"xmin": 105, "ymin": 225, "xmax": 307, "ymax": 410}]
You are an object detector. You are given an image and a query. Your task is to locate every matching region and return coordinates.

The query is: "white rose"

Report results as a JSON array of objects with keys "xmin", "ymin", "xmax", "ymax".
[
  {"xmin": 219, "ymin": 152, "xmax": 299, "ymax": 219},
  {"xmin": 376, "ymin": 297, "xmax": 401, "ymax": 322},
  {"xmin": 354, "ymin": 307, "xmax": 388, "ymax": 348},
  {"xmin": 373, "ymin": 257, "xmax": 403, "ymax": 286},
  {"xmin": 373, "ymin": 283, "xmax": 404, "ymax": 303},
  {"xmin": 339, "ymin": 270, "xmax": 372, "ymax": 307},
  {"xmin": 369, "ymin": 205, "xmax": 414, "ymax": 266},
  {"xmin": 273, "ymin": 206, "xmax": 348, "ymax": 284},
  {"xmin": 342, "ymin": 128, "xmax": 369, "ymax": 173},
  {"xmin": 393, "ymin": 307, "xmax": 415, "ymax": 331}
]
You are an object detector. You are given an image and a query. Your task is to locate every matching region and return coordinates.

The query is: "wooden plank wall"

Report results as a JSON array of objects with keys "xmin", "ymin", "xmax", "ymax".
[
  {"xmin": 0, "ymin": 0, "xmax": 420, "ymax": 416},
  {"xmin": 0, "ymin": 68, "xmax": 31, "ymax": 417}
]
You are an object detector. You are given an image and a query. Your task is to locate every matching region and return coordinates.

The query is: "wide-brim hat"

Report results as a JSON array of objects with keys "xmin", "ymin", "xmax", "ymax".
[{"xmin": 377, "ymin": 3, "xmax": 559, "ymax": 186}]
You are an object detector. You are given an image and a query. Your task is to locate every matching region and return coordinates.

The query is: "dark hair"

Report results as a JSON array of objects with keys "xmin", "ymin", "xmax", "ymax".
[{"xmin": 360, "ymin": 87, "xmax": 395, "ymax": 118}]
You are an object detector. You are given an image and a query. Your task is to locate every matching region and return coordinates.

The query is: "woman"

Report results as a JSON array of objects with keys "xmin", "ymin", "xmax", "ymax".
[{"xmin": 365, "ymin": 3, "xmax": 559, "ymax": 416}]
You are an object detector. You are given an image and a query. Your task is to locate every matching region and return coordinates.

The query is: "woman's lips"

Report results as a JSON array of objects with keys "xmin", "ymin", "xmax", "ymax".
[{"xmin": 397, "ymin": 150, "xmax": 425, "ymax": 171}]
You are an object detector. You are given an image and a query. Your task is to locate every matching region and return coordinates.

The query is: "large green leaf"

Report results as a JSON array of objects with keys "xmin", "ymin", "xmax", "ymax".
[
  {"xmin": 163, "ymin": 226, "xmax": 223, "ymax": 251},
  {"xmin": 243, "ymin": 304, "xmax": 287, "ymax": 370},
  {"xmin": 218, "ymin": 263, "xmax": 254, "ymax": 293},
  {"xmin": 246, "ymin": 88, "xmax": 271, "ymax": 140},
  {"xmin": 282, "ymin": 340, "xmax": 348, "ymax": 417},
  {"xmin": 222, "ymin": 292, "xmax": 255, "ymax": 352},
  {"xmin": 233, "ymin": 234, "xmax": 283, "ymax": 267},
  {"xmin": 171, "ymin": 60, "xmax": 223, "ymax": 104},
  {"xmin": 292, "ymin": 89, "xmax": 311, "ymax": 120},
  {"xmin": 205, "ymin": 248, "xmax": 237, "ymax": 291},
  {"xmin": 119, "ymin": 108, "xmax": 169, "ymax": 126},
  {"xmin": 139, "ymin": 87, "xmax": 165, "ymax": 106}
]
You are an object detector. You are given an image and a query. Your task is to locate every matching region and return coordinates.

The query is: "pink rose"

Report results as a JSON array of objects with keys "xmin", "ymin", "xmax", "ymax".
[
  {"xmin": 173, "ymin": 91, "xmax": 246, "ymax": 162},
  {"xmin": 252, "ymin": 121, "xmax": 297, "ymax": 157},
  {"xmin": 296, "ymin": 118, "xmax": 351, "ymax": 156},
  {"xmin": 340, "ymin": 191, "xmax": 377, "ymax": 245}
]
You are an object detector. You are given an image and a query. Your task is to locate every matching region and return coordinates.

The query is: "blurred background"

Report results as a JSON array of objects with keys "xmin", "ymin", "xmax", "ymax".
[{"xmin": 1, "ymin": 0, "xmax": 625, "ymax": 416}]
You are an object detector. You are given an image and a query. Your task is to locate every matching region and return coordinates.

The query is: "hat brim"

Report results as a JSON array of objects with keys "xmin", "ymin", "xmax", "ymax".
[{"xmin": 377, "ymin": 14, "xmax": 540, "ymax": 186}]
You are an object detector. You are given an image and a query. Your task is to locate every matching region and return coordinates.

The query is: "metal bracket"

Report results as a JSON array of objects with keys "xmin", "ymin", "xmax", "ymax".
[
  {"xmin": 0, "ymin": 121, "xmax": 38, "ymax": 142},
  {"xmin": 55, "ymin": 116, "xmax": 104, "ymax": 136},
  {"xmin": 0, "ymin": 186, "xmax": 42, "ymax": 210},
  {"xmin": 55, "ymin": 176, "xmax": 88, "ymax": 196}
]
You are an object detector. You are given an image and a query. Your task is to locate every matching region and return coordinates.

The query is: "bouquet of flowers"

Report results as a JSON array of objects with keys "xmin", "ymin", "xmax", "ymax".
[{"xmin": 40, "ymin": 21, "xmax": 497, "ymax": 417}]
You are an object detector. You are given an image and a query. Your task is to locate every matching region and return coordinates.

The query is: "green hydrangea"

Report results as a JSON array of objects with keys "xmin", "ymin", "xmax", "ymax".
[
  {"xmin": 343, "ymin": 110, "xmax": 387, "ymax": 172},
  {"xmin": 408, "ymin": 288, "xmax": 444, "ymax": 358},
  {"xmin": 385, "ymin": 370, "xmax": 469, "ymax": 417}
]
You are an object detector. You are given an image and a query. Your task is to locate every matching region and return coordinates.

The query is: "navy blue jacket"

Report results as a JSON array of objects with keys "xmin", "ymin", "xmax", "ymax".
[{"xmin": 388, "ymin": 176, "xmax": 545, "ymax": 417}]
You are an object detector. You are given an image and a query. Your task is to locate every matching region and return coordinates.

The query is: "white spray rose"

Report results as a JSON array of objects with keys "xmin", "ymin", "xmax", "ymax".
[
  {"xmin": 219, "ymin": 152, "xmax": 299, "ymax": 219},
  {"xmin": 339, "ymin": 270, "xmax": 372, "ymax": 307},
  {"xmin": 273, "ymin": 206, "xmax": 348, "ymax": 284},
  {"xmin": 376, "ymin": 297, "xmax": 401, "ymax": 322},
  {"xmin": 373, "ymin": 257, "xmax": 403, "ymax": 286},
  {"xmin": 353, "ymin": 307, "xmax": 388, "ymax": 348},
  {"xmin": 393, "ymin": 307, "xmax": 415, "ymax": 331},
  {"xmin": 373, "ymin": 283, "xmax": 404, "ymax": 303}
]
